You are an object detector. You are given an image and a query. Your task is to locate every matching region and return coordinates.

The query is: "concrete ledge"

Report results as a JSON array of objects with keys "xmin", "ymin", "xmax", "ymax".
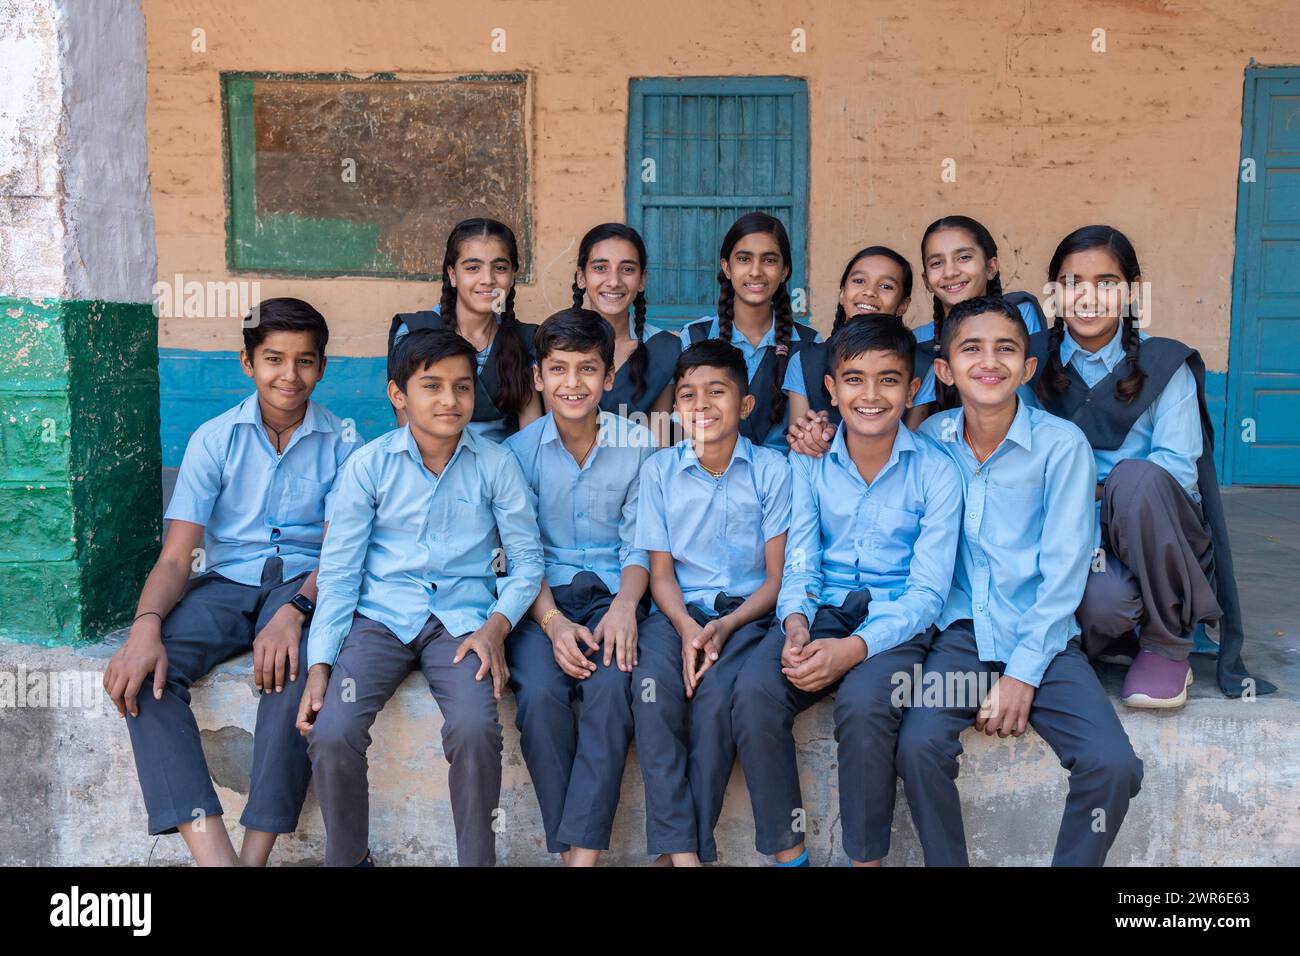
[{"xmin": 2, "ymin": 634, "xmax": 1296, "ymax": 866}]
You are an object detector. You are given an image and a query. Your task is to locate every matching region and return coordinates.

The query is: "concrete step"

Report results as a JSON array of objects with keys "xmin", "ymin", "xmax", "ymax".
[{"xmin": 2, "ymin": 634, "xmax": 1296, "ymax": 866}]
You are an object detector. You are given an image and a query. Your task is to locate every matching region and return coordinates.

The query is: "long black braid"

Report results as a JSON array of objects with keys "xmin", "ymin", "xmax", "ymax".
[
  {"xmin": 770, "ymin": 283, "xmax": 794, "ymax": 424},
  {"xmin": 715, "ymin": 264, "xmax": 736, "ymax": 343}
]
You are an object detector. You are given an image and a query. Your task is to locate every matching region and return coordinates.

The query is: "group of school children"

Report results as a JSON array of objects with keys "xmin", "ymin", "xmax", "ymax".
[{"xmin": 102, "ymin": 211, "xmax": 1269, "ymax": 867}]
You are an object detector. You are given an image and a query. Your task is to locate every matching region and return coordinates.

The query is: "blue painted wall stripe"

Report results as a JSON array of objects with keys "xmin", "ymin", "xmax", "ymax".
[
  {"xmin": 159, "ymin": 348, "xmax": 1232, "ymax": 483},
  {"xmin": 159, "ymin": 348, "xmax": 393, "ymax": 466}
]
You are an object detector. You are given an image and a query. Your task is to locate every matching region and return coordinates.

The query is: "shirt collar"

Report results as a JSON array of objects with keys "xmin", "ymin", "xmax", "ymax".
[
  {"xmin": 953, "ymin": 396, "xmax": 1034, "ymax": 455},
  {"xmin": 708, "ymin": 314, "xmax": 776, "ymax": 350},
  {"xmin": 234, "ymin": 394, "xmax": 331, "ymax": 440},
  {"xmin": 827, "ymin": 420, "xmax": 916, "ymax": 476},
  {"xmin": 388, "ymin": 423, "xmax": 476, "ymax": 464},
  {"xmin": 538, "ymin": 410, "xmax": 618, "ymax": 448},
  {"xmin": 1061, "ymin": 323, "xmax": 1125, "ymax": 372},
  {"xmin": 674, "ymin": 432, "xmax": 754, "ymax": 475},
  {"xmin": 729, "ymin": 317, "xmax": 775, "ymax": 350}
]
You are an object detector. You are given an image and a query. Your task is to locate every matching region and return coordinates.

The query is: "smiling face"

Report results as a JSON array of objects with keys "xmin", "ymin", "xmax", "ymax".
[
  {"xmin": 824, "ymin": 349, "xmax": 917, "ymax": 441},
  {"xmin": 388, "ymin": 353, "xmax": 476, "ymax": 441},
  {"xmin": 533, "ymin": 347, "xmax": 613, "ymax": 422},
  {"xmin": 577, "ymin": 238, "xmax": 646, "ymax": 321},
  {"xmin": 448, "ymin": 237, "xmax": 516, "ymax": 319},
  {"xmin": 674, "ymin": 365, "xmax": 753, "ymax": 447},
  {"xmin": 722, "ymin": 231, "xmax": 789, "ymax": 310},
  {"xmin": 1055, "ymin": 247, "xmax": 1135, "ymax": 353},
  {"xmin": 934, "ymin": 310, "xmax": 1036, "ymax": 411},
  {"xmin": 922, "ymin": 228, "xmax": 998, "ymax": 313},
  {"xmin": 839, "ymin": 254, "xmax": 911, "ymax": 318},
  {"xmin": 241, "ymin": 330, "xmax": 323, "ymax": 416}
]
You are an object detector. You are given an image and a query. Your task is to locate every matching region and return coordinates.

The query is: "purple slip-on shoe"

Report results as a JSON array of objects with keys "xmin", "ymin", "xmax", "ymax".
[{"xmin": 1120, "ymin": 649, "xmax": 1192, "ymax": 709}]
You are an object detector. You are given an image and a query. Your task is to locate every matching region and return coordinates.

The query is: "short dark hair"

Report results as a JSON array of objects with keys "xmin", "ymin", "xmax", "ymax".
[
  {"xmin": 534, "ymin": 307, "xmax": 615, "ymax": 370},
  {"xmin": 242, "ymin": 297, "xmax": 329, "ymax": 357},
  {"xmin": 939, "ymin": 295, "xmax": 1029, "ymax": 358},
  {"xmin": 828, "ymin": 314, "xmax": 917, "ymax": 376},
  {"xmin": 389, "ymin": 327, "xmax": 478, "ymax": 392},
  {"xmin": 674, "ymin": 339, "xmax": 748, "ymax": 394}
]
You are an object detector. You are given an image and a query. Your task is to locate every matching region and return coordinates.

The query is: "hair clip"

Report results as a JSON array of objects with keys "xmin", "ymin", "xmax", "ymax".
[{"xmin": 775, "ymin": 344, "xmax": 790, "ymax": 357}]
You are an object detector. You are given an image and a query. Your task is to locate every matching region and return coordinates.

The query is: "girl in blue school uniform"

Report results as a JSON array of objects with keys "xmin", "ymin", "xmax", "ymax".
[
  {"xmin": 909, "ymin": 215, "xmax": 1046, "ymax": 426},
  {"xmin": 1030, "ymin": 224, "xmax": 1273, "ymax": 708},
  {"xmin": 571, "ymin": 223, "xmax": 681, "ymax": 443},
  {"xmin": 783, "ymin": 245, "xmax": 914, "ymax": 456},
  {"xmin": 678, "ymin": 212, "xmax": 820, "ymax": 453},
  {"xmin": 387, "ymin": 217, "xmax": 542, "ymax": 442}
]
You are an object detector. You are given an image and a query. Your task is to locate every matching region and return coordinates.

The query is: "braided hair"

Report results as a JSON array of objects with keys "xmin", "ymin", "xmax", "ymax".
[
  {"xmin": 1038, "ymin": 224, "xmax": 1146, "ymax": 405},
  {"xmin": 439, "ymin": 218, "xmax": 532, "ymax": 417},
  {"xmin": 717, "ymin": 212, "xmax": 796, "ymax": 425},
  {"xmin": 832, "ymin": 245, "xmax": 914, "ymax": 333},
  {"xmin": 571, "ymin": 223, "xmax": 651, "ymax": 401}
]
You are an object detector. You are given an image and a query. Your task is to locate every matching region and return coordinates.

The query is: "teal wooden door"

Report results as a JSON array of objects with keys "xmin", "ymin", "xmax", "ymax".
[
  {"xmin": 1228, "ymin": 68, "xmax": 1300, "ymax": 485},
  {"xmin": 626, "ymin": 77, "xmax": 809, "ymax": 329}
]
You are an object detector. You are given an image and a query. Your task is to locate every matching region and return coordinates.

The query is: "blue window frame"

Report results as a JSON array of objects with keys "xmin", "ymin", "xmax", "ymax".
[{"xmin": 626, "ymin": 76, "xmax": 810, "ymax": 329}]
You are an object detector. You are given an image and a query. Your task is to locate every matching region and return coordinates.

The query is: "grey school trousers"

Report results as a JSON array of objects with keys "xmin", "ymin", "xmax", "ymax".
[
  {"xmin": 125, "ymin": 557, "xmax": 312, "ymax": 835},
  {"xmin": 308, "ymin": 613, "xmax": 503, "ymax": 866},
  {"xmin": 631, "ymin": 595, "xmax": 771, "ymax": 862},
  {"xmin": 506, "ymin": 572, "xmax": 640, "ymax": 854},
  {"xmin": 1077, "ymin": 458, "xmax": 1222, "ymax": 661},
  {"xmin": 896, "ymin": 620, "xmax": 1144, "ymax": 866},
  {"xmin": 732, "ymin": 590, "xmax": 934, "ymax": 863}
]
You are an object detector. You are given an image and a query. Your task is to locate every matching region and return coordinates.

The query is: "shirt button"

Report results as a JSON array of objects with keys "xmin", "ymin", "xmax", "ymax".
[
  {"xmin": 976, "ymin": 604, "xmax": 985, "ymax": 612},
  {"xmin": 977, "ymin": 559, "xmax": 986, "ymax": 567},
  {"xmin": 968, "ymin": 512, "xmax": 977, "ymax": 519}
]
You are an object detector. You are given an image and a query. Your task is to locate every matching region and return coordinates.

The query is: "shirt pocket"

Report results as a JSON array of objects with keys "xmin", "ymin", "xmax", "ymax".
[
  {"xmin": 444, "ymin": 495, "xmax": 498, "ymax": 551},
  {"xmin": 725, "ymin": 496, "xmax": 766, "ymax": 569},
  {"xmin": 862, "ymin": 503, "xmax": 923, "ymax": 573},
  {"xmin": 277, "ymin": 474, "xmax": 329, "ymax": 526},
  {"xmin": 589, "ymin": 479, "xmax": 629, "ymax": 532},
  {"xmin": 982, "ymin": 482, "xmax": 1045, "ymax": 549}
]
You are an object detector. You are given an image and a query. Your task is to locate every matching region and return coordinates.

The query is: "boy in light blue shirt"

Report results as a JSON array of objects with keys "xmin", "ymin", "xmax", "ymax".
[
  {"xmin": 104, "ymin": 298, "xmax": 359, "ymax": 866},
  {"xmin": 732, "ymin": 317, "xmax": 962, "ymax": 867},
  {"xmin": 631, "ymin": 339, "xmax": 792, "ymax": 866},
  {"xmin": 901, "ymin": 296, "xmax": 1142, "ymax": 867},
  {"xmin": 504, "ymin": 309, "xmax": 657, "ymax": 866},
  {"xmin": 296, "ymin": 328, "xmax": 544, "ymax": 867}
]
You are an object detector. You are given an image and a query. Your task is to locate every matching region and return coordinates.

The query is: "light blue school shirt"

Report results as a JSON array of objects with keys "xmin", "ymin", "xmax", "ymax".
[
  {"xmin": 1058, "ymin": 325, "xmax": 1201, "ymax": 495},
  {"xmin": 505, "ymin": 411, "xmax": 657, "ymax": 594},
  {"xmin": 680, "ymin": 314, "xmax": 822, "ymax": 451},
  {"xmin": 913, "ymin": 299, "xmax": 1043, "ymax": 406},
  {"xmin": 165, "ymin": 394, "xmax": 360, "ymax": 587},
  {"xmin": 778, "ymin": 423, "xmax": 962, "ymax": 656},
  {"xmin": 308, "ymin": 425, "xmax": 544, "ymax": 668},
  {"xmin": 920, "ymin": 400, "xmax": 1096, "ymax": 687},
  {"xmin": 635, "ymin": 435, "xmax": 792, "ymax": 614}
]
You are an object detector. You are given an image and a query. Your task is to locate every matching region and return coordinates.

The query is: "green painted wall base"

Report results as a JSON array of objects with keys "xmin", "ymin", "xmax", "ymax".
[{"xmin": 0, "ymin": 297, "xmax": 161, "ymax": 644}]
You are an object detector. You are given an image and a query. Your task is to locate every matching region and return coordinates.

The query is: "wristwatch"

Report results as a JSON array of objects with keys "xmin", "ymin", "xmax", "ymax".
[{"xmin": 288, "ymin": 593, "xmax": 316, "ymax": 621}]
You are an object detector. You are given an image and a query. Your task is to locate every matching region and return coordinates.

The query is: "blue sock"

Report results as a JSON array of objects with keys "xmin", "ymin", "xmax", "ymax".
[{"xmin": 774, "ymin": 848, "xmax": 809, "ymax": 867}]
